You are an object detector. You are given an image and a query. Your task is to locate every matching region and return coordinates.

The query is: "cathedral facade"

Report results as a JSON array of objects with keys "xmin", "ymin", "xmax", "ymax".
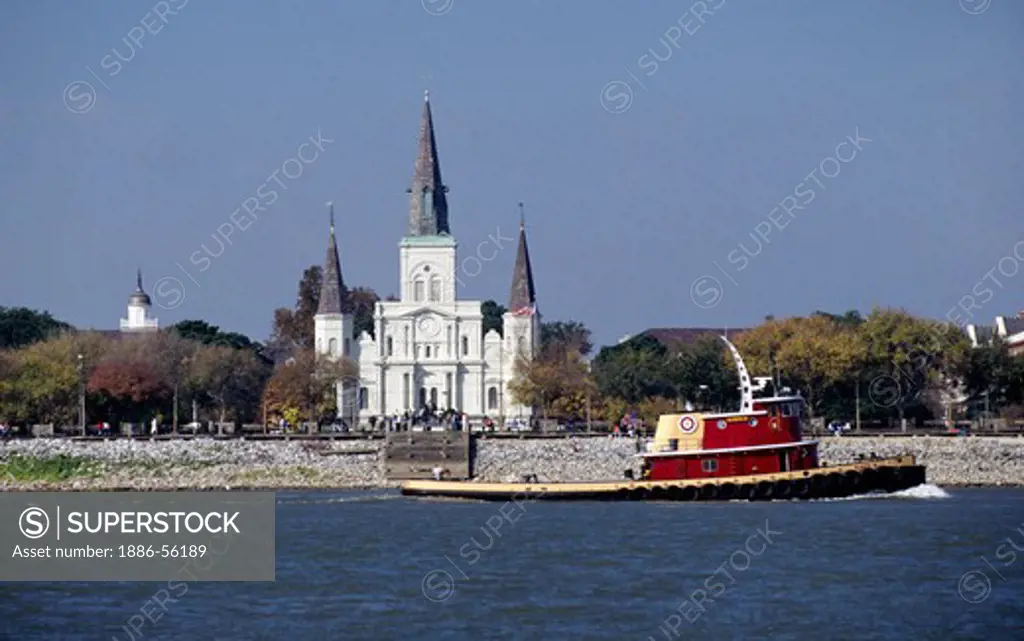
[{"xmin": 314, "ymin": 94, "xmax": 539, "ymax": 425}]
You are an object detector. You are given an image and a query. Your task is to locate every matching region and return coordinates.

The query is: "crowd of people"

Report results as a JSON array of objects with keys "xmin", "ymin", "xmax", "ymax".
[{"xmin": 321, "ymin": 403, "xmax": 539, "ymax": 433}]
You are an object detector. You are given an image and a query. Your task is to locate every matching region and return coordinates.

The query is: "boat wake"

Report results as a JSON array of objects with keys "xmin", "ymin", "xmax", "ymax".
[{"xmin": 812, "ymin": 483, "xmax": 951, "ymax": 502}]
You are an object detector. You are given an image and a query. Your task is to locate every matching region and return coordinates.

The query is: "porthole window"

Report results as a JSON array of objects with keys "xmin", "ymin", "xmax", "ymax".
[
  {"xmin": 701, "ymin": 459, "xmax": 718, "ymax": 473},
  {"xmin": 717, "ymin": 420, "xmax": 727, "ymax": 429},
  {"xmin": 749, "ymin": 418, "xmax": 758, "ymax": 427}
]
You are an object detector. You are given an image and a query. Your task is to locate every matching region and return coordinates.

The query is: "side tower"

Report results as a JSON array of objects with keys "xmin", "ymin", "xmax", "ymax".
[
  {"xmin": 120, "ymin": 268, "xmax": 159, "ymax": 332},
  {"xmin": 399, "ymin": 91, "xmax": 458, "ymax": 305},
  {"xmin": 501, "ymin": 206, "xmax": 540, "ymax": 420},
  {"xmin": 314, "ymin": 203, "xmax": 354, "ymax": 360}
]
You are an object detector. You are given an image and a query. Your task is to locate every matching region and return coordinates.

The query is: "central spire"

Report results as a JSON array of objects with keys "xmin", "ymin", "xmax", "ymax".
[{"xmin": 408, "ymin": 92, "xmax": 450, "ymax": 236}]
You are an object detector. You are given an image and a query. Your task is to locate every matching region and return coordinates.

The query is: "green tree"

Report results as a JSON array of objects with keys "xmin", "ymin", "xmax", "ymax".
[
  {"xmin": 962, "ymin": 338, "xmax": 1024, "ymax": 414},
  {"xmin": 191, "ymin": 345, "xmax": 270, "ymax": 431},
  {"xmin": 592, "ymin": 335, "xmax": 674, "ymax": 404},
  {"xmin": 0, "ymin": 307, "xmax": 72, "ymax": 350},
  {"xmin": 346, "ymin": 287, "xmax": 380, "ymax": 339},
  {"xmin": 541, "ymin": 320, "xmax": 593, "ymax": 358},
  {"xmin": 668, "ymin": 335, "xmax": 738, "ymax": 412},
  {"xmin": 171, "ymin": 320, "xmax": 255, "ymax": 351},
  {"xmin": 481, "ymin": 300, "xmax": 506, "ymax": 337}
]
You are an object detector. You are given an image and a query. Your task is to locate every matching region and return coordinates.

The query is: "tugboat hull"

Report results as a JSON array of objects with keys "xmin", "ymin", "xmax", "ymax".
[{"xmin": 400, "ymin": 455, "xmax": 926, "ymax": 502}]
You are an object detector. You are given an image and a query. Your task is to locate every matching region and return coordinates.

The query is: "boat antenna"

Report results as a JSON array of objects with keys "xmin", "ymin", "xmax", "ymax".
[{"xmin": 720, "ymin": 335, "xmax": 753, "ymax": 413}]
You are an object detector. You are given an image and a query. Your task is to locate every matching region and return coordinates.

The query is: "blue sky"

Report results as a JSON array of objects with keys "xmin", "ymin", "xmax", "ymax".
[{"xmin": 1, "ymin": 0, "xmax": 1021, "ymax": 348}]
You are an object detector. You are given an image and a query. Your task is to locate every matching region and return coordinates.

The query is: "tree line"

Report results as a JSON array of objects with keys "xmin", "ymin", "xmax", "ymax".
[
  {"xmin": 0, "ymin": 266, "xmax": 561, "ymax": 431},
  {"xmin": 511, "ymin": 309, "xmax": 1024, "ymax": 429},
  {"xmin": 3, "ymin": 292, "xmax": 1022, "ymax": 432}
]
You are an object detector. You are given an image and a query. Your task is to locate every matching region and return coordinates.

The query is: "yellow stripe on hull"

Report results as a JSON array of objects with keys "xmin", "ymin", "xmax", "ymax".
[{"xmin": 400, "ymin": 456, "xmax": 924, "ymax": 501}]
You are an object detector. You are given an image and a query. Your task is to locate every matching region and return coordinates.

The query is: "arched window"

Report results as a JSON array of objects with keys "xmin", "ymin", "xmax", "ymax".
[
  {"xmin": 462, "ymin": 336, "xmax": 469, "ymax": 356},
  {"xmin": 359, "ymin": 387, "xmax": 368, "ymax": 410},
  {"xmin": 429, "ymin": 388, "xmax": 438, "ymax": 407},
  {"xmin": 414, "ymin": 279, "xmax": 425, "ymax": 302},
  {"xmin": 517, "ymin": 335, "xmax": 526, "ymax": 355},
  {"xmin": 418, "ymin": 387, "xmax": 427, "ymax": 409},
  {"xmin": 429, "ymin": 277, "xmax": 441, "ymax": 302},
  {"xmin": 328, "ymin": 338, "xmax": 338, "ymax": 356},
  {"xmin": 487, "ymin": 387, "xmax": 498, "ymax": 410},
  {"xmin": 425, "ymin": 345, "xmax": 432, "ymax": 358},
  {"xmin": 386, "ymin": 337, "xmax": 393, "ymax": 356}
]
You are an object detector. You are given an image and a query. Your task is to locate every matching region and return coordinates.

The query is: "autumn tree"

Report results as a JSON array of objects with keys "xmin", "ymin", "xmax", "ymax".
[
  {"xmin": 735, "ymin": 315, "xmax": 864, "ymax": 418},
  {"xmin": 268, "ymin": 266, "xmax": 383, "ymax": 352},
  {"xmin": 87, "ymin": 336, "xmax": 171, "ymax": 427},
  {"xmin": 859, "ymin": 308, "xmax": 969, "ymax": 423},
  {"xmin": 509, "ymin": 351, "xmax": 595, "ymax": 420},
  {"xmin": 0, "ymin": 333, "xmax": 81, "ymax": 426},
  {"xmin": 268, "ymin": 265, "xmax": 323, "ymax": 356},
  {"xmin": 260, "ymin": 349, "xmax": 358, "ymax": 431},
  {"xmin": 509, "ymin": 319, "xmax": 597, "ymax": 420}
]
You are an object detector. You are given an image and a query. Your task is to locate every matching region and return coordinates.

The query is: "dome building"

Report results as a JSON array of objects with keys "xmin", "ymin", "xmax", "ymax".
[{"xmin": 119, "ymin": 269, "xmax": 159, "ymax": 332}]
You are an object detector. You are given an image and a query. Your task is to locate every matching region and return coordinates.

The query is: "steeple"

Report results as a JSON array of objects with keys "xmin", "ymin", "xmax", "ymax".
[
  {"xmin": 129, "ymin": 268, "xmax": 151, "ymax": 306},
  {"xmin": 508, "ymin": 202, "xmax": 537, "ymax": 315},
  {"xmin": 121, "ymin": 267, "xmax": 158, "ymax": 332},
  {"xmin": 317, "ymin": 201, "xmax": 347, "ymax": 315},
  {"xmin": 407, "ymin": 91, "xmax": 450, "ymax": 236}
]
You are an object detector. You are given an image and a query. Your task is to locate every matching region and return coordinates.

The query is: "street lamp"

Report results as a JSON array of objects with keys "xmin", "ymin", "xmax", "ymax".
[
  {"xmin": 173, "ymin": 356, "xmax": 188, "ymax": 437},
  {"xmin": 585, "ymin": 359, "xmax": 593, "ymax": 434},
  {"xmin": 77, "ymin": 354, "xmax": 85, "ymax": 435},
  {"xmin": 697, "ymin": 384, "xmax": 709, "ymax": 411}
]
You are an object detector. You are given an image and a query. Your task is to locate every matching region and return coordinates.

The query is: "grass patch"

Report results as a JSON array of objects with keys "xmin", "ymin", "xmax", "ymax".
[{"xmin": 0, "ymin": 454, "xmax": 103, "ymax": 482}]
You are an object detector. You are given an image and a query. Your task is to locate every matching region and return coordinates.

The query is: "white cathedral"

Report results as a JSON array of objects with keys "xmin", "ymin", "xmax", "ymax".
[{"xmin": 314, "ymin": 94, "xmax": 540, "ymax": 425}]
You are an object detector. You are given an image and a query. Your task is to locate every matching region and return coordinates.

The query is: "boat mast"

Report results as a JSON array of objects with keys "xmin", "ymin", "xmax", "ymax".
[{"xmin": 720, "ymin": 336, "xmax": 754, "ymax": 413}]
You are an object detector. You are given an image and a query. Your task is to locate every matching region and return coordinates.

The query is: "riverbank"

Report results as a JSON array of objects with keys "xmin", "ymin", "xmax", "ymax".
[
  {"xmin": 0, "ymin": 439, "xmax": 387, "ymax": 491},
  {"xmin": 2, "ymin": 435, "xmax": 1023, "ymax": 490}
]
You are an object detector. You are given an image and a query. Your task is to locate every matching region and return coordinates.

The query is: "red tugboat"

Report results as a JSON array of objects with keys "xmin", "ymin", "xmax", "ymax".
[
  {"xmin": 401, "ymin": 338, "xmax": 926, "ymax": 501},
  {"xmin": 638, "ymin": 337, "xmax": 821, "ymax": 496}
]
